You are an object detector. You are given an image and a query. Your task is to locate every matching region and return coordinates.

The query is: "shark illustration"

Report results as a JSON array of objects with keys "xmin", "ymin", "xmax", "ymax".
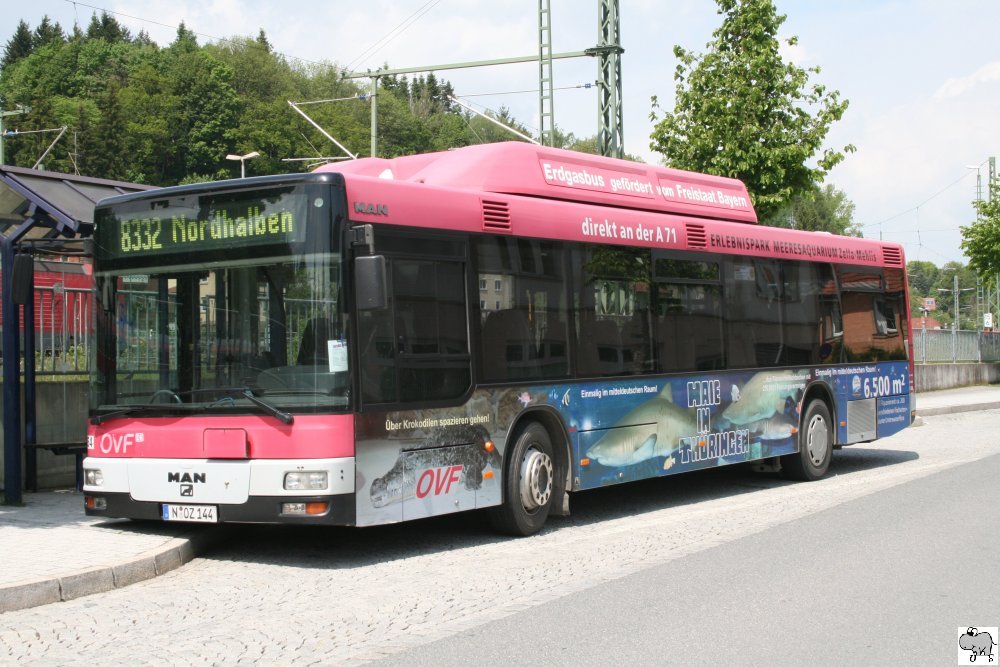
[
  {"xmin": 585, "ymin": 386, "xmax": 696, "ymax": 468},
  {"xmin": 750, "ymin": 416, "xmax": 797, "ymax": 441},
  {"xmin": 721, "ymin": 370, "xmax": 806, "ymax": 426}
]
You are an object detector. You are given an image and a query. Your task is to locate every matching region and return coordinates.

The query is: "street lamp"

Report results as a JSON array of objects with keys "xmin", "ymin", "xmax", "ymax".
[{"xmin": 225, "ymin": 151, "xmax": 259, "ymax": 178}]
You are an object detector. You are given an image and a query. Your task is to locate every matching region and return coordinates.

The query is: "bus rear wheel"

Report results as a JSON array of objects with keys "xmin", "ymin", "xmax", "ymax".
[
  {"xmin": 489, "ymin": 422, "xmax": 554, "ymax": 536},
  {"xmin": 781, "ymin": 399, "xmax": 832, "ymax": 481}
]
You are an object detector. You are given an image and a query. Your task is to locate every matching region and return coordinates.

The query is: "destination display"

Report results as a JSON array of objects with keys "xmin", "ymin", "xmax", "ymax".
[{"xmin": 97, "ymin": 186, "xmax": 308, "ymax": 261}]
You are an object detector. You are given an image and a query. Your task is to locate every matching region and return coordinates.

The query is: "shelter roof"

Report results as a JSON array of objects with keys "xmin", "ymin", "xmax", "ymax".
[{"xmin": 0, "ymin": 166, "xmax": 155, "ymax": 241}]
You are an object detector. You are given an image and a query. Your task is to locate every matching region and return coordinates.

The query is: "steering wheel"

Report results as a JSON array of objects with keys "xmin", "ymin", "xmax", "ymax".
[{"xmin": 149, "ymin": 389, "xmax": 182, "ymax": 404}]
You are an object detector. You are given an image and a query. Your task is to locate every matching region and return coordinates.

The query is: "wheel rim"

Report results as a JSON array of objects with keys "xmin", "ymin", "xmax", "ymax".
[
  {"xmin": 805, "ymin": 413, "xmax": 829, "ymax": 467},
  {"xmin": 519, "ymin": 446, "xmax": 553, "ymax": 512}
]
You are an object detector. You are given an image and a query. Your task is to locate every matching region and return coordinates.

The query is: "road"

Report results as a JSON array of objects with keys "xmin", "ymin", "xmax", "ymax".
[{"xmin": 2, "ymin": 410, "xmax": 999, "ymax": 666}]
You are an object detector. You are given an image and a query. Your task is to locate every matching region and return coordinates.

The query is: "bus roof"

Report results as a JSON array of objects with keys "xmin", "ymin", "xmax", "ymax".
[{"xmin": 315, "ymin": 142, "xmax": 758, "ymax": 224}]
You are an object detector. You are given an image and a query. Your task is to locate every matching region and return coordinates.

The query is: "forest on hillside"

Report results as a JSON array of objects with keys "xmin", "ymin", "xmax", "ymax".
[{"xmin": 0, "ymin": 12, "xmax": 597, "ymax": 185}]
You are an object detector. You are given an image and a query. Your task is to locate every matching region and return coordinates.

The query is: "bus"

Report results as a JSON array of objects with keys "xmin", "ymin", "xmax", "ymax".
[{"xmin": 82, "ymin": 142, "xmax": 913, "ymax": 536}]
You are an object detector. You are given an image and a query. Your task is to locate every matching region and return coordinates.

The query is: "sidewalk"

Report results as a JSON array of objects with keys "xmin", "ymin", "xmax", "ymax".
[
  {"xmin": 913, "ymin": 385, "xmax": 1000, "ymax": 416},
  {"xmin": 0, "ymin": 492, "xmax": 221, "ymax": 613},
  {"xmin": 1, "ymin": 384, "xmax": 998, "ymax": 614}
]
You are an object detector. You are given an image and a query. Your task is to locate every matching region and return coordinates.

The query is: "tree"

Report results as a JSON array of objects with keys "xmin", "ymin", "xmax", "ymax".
[
  {"xmin": 86, "ymin": 12, "xmax": 131, "ymax": 43},
  {"xmin": 2, "ymin": 20, "xmax": 35, "ymax": 71},
  {"xmin": 907, "ymin": 260, "xmax": 939, "ymax": 298},
  {"xmin": 91, "ymin": 80, "xmax": 128, "ymax": 179},
  {"xmin": 649, "ymin": 0, "xmax": 854, "ymax": 220},
  {"xmin": 255, "ymin": 29, "xmax": 272, "ymax": 53},
  {"xmin": 766, "ymin": 184, "xmax": 860, "ymax": 235},
  {"xmin": 961, "ymin": 182, "xmax": 1000, "ymax": 279},
  {"xmin": 33, "ymin": 16, "xmax": 65, "ymax": 48}
]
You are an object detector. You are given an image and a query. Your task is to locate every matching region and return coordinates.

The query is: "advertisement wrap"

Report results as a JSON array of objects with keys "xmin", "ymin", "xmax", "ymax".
[{"xmin": 353, "ymin": 362, "xmax": 911, "ymax": 526}]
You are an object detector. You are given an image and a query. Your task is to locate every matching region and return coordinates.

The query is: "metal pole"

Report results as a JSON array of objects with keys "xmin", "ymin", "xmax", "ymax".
[
  {"xmin": 23, "ymin": 254, "xmax": 36, "ymax": 491},
  {"xmin": 1, "ymin": 239, "xmax": 23, "ymax": 504},
  {"xmin": 449, "ymin": 97, "xmax": 539, "ymax": 144},
  {"xmin": 286, "ymin": 102, "xmax": 357, "ymax": 160},
  {"xmin": 370, "ymin": 78, "xmax": 378, "ymax": 158},
  {"xmin": 953, "ymin": 273, "xmax": 958, "ymax": 363}
]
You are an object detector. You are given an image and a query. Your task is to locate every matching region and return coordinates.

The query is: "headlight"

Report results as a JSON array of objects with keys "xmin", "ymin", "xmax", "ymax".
[
  {"xmin": 284, "ymin": 471, "xmax": 328, "ymax": 491},
  {"xmin": 84, "ymin": 468, "xmax": 104, "ymax": 487}
]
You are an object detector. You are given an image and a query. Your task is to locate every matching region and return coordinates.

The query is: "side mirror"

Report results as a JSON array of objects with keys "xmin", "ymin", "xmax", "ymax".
[
  {"xmin": 355, "ymin": 255, "xmax": 387, "ymax": 311},
  {"xmin": 11, "ymin": 253, "xmax": 33, "ymax": 305}
]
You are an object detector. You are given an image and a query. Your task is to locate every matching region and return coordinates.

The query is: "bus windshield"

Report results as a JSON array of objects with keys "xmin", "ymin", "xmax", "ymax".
[{"xmin": 90, "ymin": 181, "xmax": 347, "ymax": 416}]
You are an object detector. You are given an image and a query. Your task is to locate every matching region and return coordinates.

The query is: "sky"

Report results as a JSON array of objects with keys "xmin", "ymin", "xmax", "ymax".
[{"xmin": 2, "ymin": 0, "xmax": 998, "ymax": 268}]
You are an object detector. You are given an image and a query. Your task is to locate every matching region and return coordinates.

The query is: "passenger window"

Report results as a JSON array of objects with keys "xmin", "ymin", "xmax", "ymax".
[{"xmin": 478, "ymin": 237, "xmax": 569, "ymax": 381}]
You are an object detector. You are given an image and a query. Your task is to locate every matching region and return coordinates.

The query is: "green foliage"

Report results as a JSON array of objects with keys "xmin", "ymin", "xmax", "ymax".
[
  {"xmin": 906, "ymin": 261, "xmax": 939, "ymax": 299},
  {"xmin": 32, "ymin": 16, "xmax": 65, "ymax": 48},
  {"xmin": 1, "ymin": 20, "xmax": 34, "ymax": 70},
  {"xmin": 962, "ymin": 183, "xmax": 1000, "ymax": 279},
  {"xmin": 0, "ymin": 15, "xmax": 558, "ymax": 185},
  {"xmin": 765, "ymin": 184, "xmax": 860, "ymax": 236},
  {"xmin": 86, "ymin": 11, "xmax": 131, "ymax": 43},
  {"xmin": 649, "ymin": 0, "xmax": 854, "ymax": 220},
  {"xmin": 908, "ymin": 260, "xmax": 978, "ymax": 329}
]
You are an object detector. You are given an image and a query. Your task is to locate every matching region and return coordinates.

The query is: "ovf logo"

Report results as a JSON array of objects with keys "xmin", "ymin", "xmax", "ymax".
[{"xmin": 957, "ymin": 627, "xmax": 997, "ymax": 664}]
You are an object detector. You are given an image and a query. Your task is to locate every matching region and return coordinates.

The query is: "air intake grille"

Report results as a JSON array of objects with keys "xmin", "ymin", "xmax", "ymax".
[
  {"xmin": 482, "ymin": 200, "xmax": 511, "ymax": 232},
  {"xmin": 686, "ymin": 223, "xmax": 707, "ymax": 248},
  {"xmin": 882, "ymin": 246, "xmax": 903, "ymax": 266},
  {"xmin": 846, "ymin": 398, "xmax": 877, "ymax": 443}
]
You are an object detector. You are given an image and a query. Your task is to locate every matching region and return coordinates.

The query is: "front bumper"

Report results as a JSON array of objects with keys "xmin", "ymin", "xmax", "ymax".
[{"xmin": 85, "ymin": 491, "xmax": 356, "ymax": 525}]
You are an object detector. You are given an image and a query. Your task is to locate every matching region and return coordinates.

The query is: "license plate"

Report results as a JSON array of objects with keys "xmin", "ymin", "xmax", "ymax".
[{"xmin": 162, "ymin": 504, "xmax": 218, "ymax": 523}]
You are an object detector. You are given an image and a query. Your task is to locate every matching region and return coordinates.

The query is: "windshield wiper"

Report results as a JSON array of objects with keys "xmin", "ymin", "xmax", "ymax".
[
  {"xmin": 91, "ymin": 407, "xmax": 140, "ymax": 425},
  {"xmin": 90, "ymin": 402, "xmax": 202, "ymax": 425},
  {"xmin": 214, "ymin": 387, "xmax": 294, "ymax": 425},
  {"xmin": 92, "ymin": 388, "xmax": 293, "ymax": 426},
  {"xmin": 234, "ymin": 387, "xmax": 295, "ymax": 424}
]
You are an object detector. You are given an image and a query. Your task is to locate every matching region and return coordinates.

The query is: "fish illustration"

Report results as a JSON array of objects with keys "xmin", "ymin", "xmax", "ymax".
[
  {"xmin": 721, "ymin": 370, "xmax": 806, "ymax": 426},
  {"xmin": 751, "ymin": 416, "xmax": 797, "ymax": 441},
  {"xmin": 517, "ymin": 391, "xmax": 533, "ymax": 407},
  {"xmin": 663, "ymin": 455, "xmax": 675, "ymax": 471},
  {"xmin": 585, "ymin": 386, "xmax": 696, "ymax": 467}
]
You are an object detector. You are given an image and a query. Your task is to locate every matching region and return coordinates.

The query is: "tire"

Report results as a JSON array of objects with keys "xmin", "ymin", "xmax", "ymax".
[
  {"xmin": 489, "ymin": 422, "xmax": 555, "ymax": 536},
  {"xmin": 781, "ymin": 399, "xmax": 833, "ymax": 481}
]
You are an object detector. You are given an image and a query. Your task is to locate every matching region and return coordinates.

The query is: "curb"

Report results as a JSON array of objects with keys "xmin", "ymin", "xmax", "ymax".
[
  {"xmin": 0, "ymin": 528, "xmax": 227, "ymax": 614},
  {"xmin": 917, "ymin": 401, "xmax": 1000, "ymax": 417}
]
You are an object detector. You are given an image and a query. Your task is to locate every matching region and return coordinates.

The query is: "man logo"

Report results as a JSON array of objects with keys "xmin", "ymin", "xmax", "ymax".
[
  {"xmin": 180, "ymin": 485, "xmax": 194, "ymax": 497},
  {"xmin": 168, "ymin": 472, "xmax": 206, "ymax": 484},
  {"xmin": 354, "ymin": 201, "xmax": 388, "ymax": 216}
]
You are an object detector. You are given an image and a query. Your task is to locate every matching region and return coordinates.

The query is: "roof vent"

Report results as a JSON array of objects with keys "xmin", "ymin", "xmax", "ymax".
[
  {"xmin": 686, "ymin": 222, "xmax": 707, "ymax": 248},
  {"xmin": 882, "ymin": 246, "xmax": 903, "ymax": 267},
  {"xmin": 482, "ymin": 199, "xmax": 511, "ymax": 232}
]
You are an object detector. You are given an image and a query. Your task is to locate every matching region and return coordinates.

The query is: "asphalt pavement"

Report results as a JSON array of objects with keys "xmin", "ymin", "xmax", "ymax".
[{"xmin": 1, "ymin": 383, "xmax": 997, "ymax": 614}]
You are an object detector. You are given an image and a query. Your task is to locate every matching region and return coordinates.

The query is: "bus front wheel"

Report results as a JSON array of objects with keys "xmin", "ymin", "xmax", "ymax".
[
  {"xmin": 489, "ymin": 422, "xmax": 554, "ymax": 537},
  {"xmin": 782, "ymin": 399, "xmax": 832, "ymax": 481}
]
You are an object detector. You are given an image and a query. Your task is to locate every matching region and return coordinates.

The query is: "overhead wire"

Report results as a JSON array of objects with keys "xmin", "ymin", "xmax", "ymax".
[{"xmin": 344, "ymin": 0, "xmax": 443, "ymax": 73}]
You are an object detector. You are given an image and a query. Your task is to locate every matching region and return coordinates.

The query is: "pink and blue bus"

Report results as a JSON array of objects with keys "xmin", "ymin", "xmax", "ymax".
[{"xmin": 83, "ymin": 142, "xmax": 913, "ymax": 535}]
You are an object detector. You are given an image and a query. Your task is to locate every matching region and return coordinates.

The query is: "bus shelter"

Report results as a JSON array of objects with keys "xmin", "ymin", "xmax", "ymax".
[{"xmin": 0, "ymin": 165, "xmax": 153, "ymax": 504}]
